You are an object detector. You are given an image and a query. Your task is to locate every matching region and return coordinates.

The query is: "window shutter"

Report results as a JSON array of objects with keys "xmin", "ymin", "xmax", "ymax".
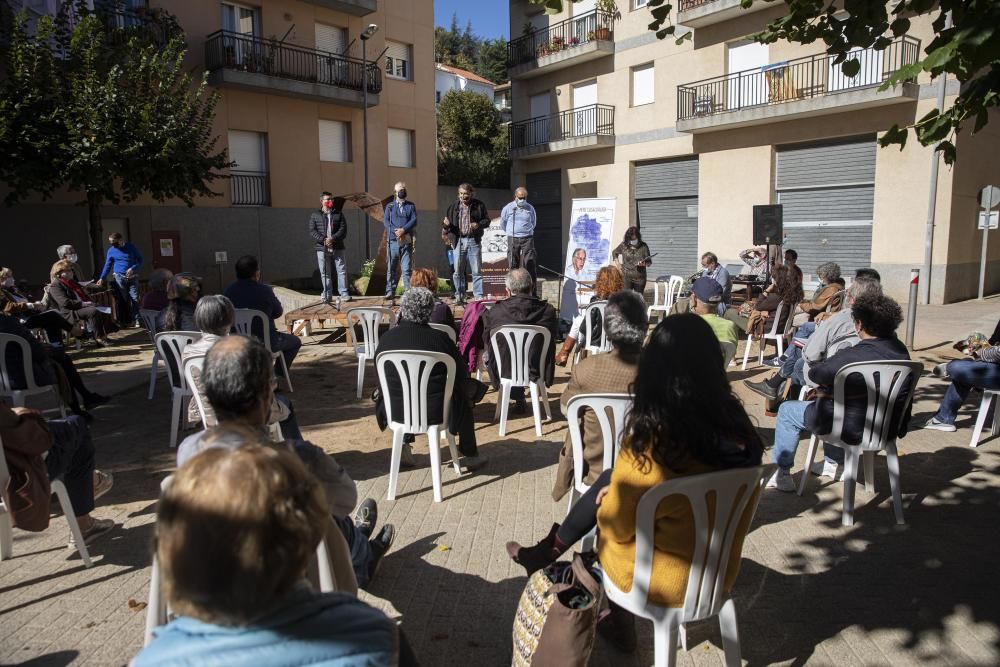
[
  {"xmin": 386, "ymin": 41, "xmax": 411, "ymax": 79},
  {"xmin": 319, "ymin": 120, "xmax": 350, "ymax": 162},
  {"xmin": 388, "ymin": 128, "xmax": 414, "ymax": 168},
  {"xmin": 315, "ymin": 23, "xmax": 347, "ymax": 55},
  {"xmin": 632, "ymin": 63, "xmax": 655, "ymax": 106},
  {"xmin": 228, "ymin": 130, "xmax": 266, "ymax": 172}
]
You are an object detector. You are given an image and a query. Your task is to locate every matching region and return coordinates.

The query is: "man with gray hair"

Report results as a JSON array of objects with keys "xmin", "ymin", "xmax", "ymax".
[
  {"xmin": 551, "ymin": 290, "xmax": 646, "ymax": 502},
  {"xmin": 374, "ymin": 287, "xmax": 487, "ymax": 470},
  {"xmin": 382, "ymin": 181, "xmax": 417, "ymax": 305},
  {"xmin": 499, "ymin": 186, "xmax": 537, "ymax": 287},
  {"xmin": 51, "ymin": 244, "xmax": 85, "ymax": 283},
  {"xmin": 483, "ymin": 268, "xmax": 558, "ymax": 413}
]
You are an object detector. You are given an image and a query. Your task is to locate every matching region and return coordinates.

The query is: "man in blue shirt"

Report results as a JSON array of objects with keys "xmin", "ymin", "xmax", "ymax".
[
  {"xmin": 96, "ymin": 232, "xmax": 143, "ymax": 327},
  {"xmin": 382, "ymin": 181, "xmax": 417, "ymax": 305},
  {"xmin": 699, "ymin": 251, "xmax": 731, "ymax": 316},
  {"xmin": 499, "ymin": 186, "xmax": 538, "ymax": 289},
  {"xmin": 223, "ymin": 255, "xmax": 301, "ymax": 371}
]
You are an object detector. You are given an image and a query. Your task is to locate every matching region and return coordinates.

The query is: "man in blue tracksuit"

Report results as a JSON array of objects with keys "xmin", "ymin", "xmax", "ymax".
[
  {"xmin": 382, "ymin": 181, "xmax": 417, "ymax": 305},
  {"xmin": 499, "ymin": 186, "xmax": 537, "ymax": 289},
  {"xmin": 96, "ymin": 232, "xmax": 142, "ymax": 326}
]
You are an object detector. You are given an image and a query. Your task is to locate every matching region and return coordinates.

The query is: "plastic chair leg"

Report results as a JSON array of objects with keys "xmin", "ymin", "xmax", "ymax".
[
  {"xmin": 992, "ymin": 395, "xmax": 1000, "ymax": 437},
  {"xmin": 652, "ymin": 618, "xmax": 679, "ymax": 667},
  {"xmin": 387, "ymin": 429, "xmax": 404, "ymax": 501},
  {"xmin": 169, "ymin": 393, "xmax": 181, "ymax": 448},
  {"xmin": 0, "ymin": 511, "xmax": 13, "ymax": 561},
  {"xmin": 444, "ymin": 430, "xmax": 461, "ymax": 474},
  {"xmin": 775, "ymin": 338, "xmax": 784, "ymax": 359},
  {"xmin": 528, "ymin": 384, "xmax": 543, "ymax": 437},
  {"xmin": 862, "ymin": 451, "xmax": 876, "ymax": 495},
  {"xmin": 969, "ymin": 391, "xmax": 994, "ymax": 448},
  {"xmin": 539, "ymin": 382, "xmax": 553, "ymax": 421},
  {"xmin": 55, "ymin": 386, "xmax": 66, "ymax": 418},
  {"xmin": 427, "ymin": 426, "xmax": 444, "ymax": 503},
  {"xmin": 277, "ymin": 353, "xmax": 293, "ymax": 392},
  {"xmin": 355, "ymin": 356, "xmax": 365, "ymax": 399},
  {"xmin": 497, "ymin": 383, "xmax": 511, "ymax": 436},
  {"xmin": 718, "ymin": 597, "xmax": 742, "ymax": 667},
  {"xmin": 885, "ymin": 442, "xmax": 905, "ymax": 525},
  {"xmin": 842, "ymin": 448, "xmax": 860, "ymax": 527},
  {"xmin": 52, "ymin": 480, "xmax": 92, "ymax": 568},
  {"xmin": 797, "ymin": 435, "xmax": 820, "ymax": 496},
  {"xmin": 741, "ymin": 335, "xmax": 752, "ymax": 371},
  {"xmin": 144, "ymin": 554, "xmax": 166, "ymax": 646},
  {"xmin": 147, "ymin": 352, "xmax": 159, "ymax": 400}
]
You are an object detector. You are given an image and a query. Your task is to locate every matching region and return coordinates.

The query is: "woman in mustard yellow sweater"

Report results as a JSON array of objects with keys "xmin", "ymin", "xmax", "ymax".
[{"xmin": 507, "ymin": 313, "xmax": 764, "ymax": 651}]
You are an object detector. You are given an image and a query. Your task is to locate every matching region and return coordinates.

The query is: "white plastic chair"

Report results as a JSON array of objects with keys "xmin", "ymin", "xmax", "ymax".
[
  {"xmin": 603, "ymin": 463, "xmax": 775, "ymax": 667},
  {"xmin": 182, "ymin": 355, "xmax": 214, "ymax": 429},
  {"xmin": 575, "ymin": 301, "xmax": 611, "ymax": 365},
  {"xmin": 720, "ymin": 341, "xmax": 737, "ymax": 368},
  {"xmin": 375, "ymin": 350, "xmax": 462, "ymax": 503},
  {"xmin": 347, "ymin": 307, "xmax": 393, "ymax": 399},
  {"xmin": 490, "ymin": 324, "xmax": 553, "ymax": 437},
  {"xmin": 233, "ymin": 308, "xmax": 293, "ymax": 392},
  {"xmin": 0, "ymin": 432, "xmax": 94, "ymax": 568},
  {"xmin": 565, "ymin": 393, "xmax": 631, "ymax": 551},
  {"xmin": 647, "ymin": 276, "xmax": 685, "ymax": 323},
  {"xmin": 969, "ymin": 389, "xmax": 1000, "ymax": 448},
  {"xmin": 0, "ymin": 333, "xmax": 66, "ymax": 417},
  {"xmin": 154, "ymin": 332, "xmax": 200, "ymax": 448},
  {"xmin": 797, "ymin": 361, "xmax": 922, "ymax": 526},
  {"xmin": 139, "ymin": 308, "xmax": 163, "ymax": 400},
  {"xmin": 741, "ymin": 301, "xmax": 794, "ymax": 370},
  {"xmin": 429, "ymin": 322, "xmax": 457, "ymax": 343}
]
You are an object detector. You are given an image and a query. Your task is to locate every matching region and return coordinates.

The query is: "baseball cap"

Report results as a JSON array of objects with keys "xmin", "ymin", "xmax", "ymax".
[{"xmin": 691, "ymin": 276, "xmax": 723, "ymax": 304}]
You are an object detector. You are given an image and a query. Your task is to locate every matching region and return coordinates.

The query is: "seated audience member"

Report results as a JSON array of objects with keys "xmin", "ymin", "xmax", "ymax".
[
  {"xmin": 48, "ymin": 260, "xmax": 117, "ymax": 346},
  {"xmin": 924, "ymin": 333, "xmax": 1000, "ymax": 433},
  {"xmin": 797, "ymin": 262, "xmax": 845, "ymax": 323},
  {"xmin": 182, "ymin": 295, "xmax": 302, "ymax": 441},
  {"xmin": 725, "ymin": 264, "xmax": 802, "ymax": 342},
  {"xmin": 375, "ymin": 287, "xmax": 487, "ymax": 470},
  {"xmin": 768, "ymin": 293, "xmax": 911, "ymax": 491},
  {"xmin": 699, "ymin": 251, "xmax": 731, "ymax": 315},
  {"xmin": 51, "ymin": 244, "xmax": 87, "ymax": 283},
  {"xmin": 0, "ymin": 403, "xmax": 115, "ymax": 545},
  {"xmin": 688, "ymin": 276, "xmax": 738, "ymax": 348},
  {"xmin": 745, "ymin": 274, "xmax": 882, "ymax": 402},
  {"xmin": 134, "ymin": 443, "xmax": 411, "ymax": 667},
  {"xmin": 507, "ymin": 314, "xmax": 764, "ymax": 651},
  {"xmin": 483, "ymin": 268, "xmax": 559, "ymax": 413},
  {"xmin": 783, "ymin": 249, "xmax": 803, "ymax": 284},
  {"xmin": 555, "ymin": 266, "xmax": 624, "ymax": 366},
  {"xmin": 738, "ymin": 246, "xmax": 769, "ymax": 277},
  {"xmin": 161, "ymin": 273, "xmax": 201, "ymax": 332},
  {"xmin": 1, "ymin": 266, "xmax": 72, "ymax": 344},
  {"xmin": 224, "ymin": 255, "xmax": 301, "ymax": 370},
  {"xmin": 551, "ymin": 290, "xmax": 647, "ymax": 503},
  {"xmin": 177, "ymin": 336, "xmax": 393, "ymax": 588},
  {"xmin": 0, "ymin": 313, "xmax": 110, "ymax": 419},
  {"xmin": 409, "ymin": 267, "xmax": 455, "ymax": 330},
  {"xmin": 141, "ymin": 268, "xmax": 174, "ymax": 313}
]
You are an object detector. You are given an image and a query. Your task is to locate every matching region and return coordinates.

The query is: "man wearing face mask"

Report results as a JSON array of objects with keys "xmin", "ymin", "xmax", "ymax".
[
  {"xmin": 52, "ymin": 245, "xmax": 86, "ymax": 284},
  {"xmin": 382, "ymin": 182, "xmax": 417, "ymax": 305},
  {"xmin": 442, "ymin": 183, "xmax": 490, "ymax": 304},
  {"xmin": 499, "ymin": 186, "xmax": 537, "ymax": 289},
  {"xmin": 308, "ymin": 191, "xmax": 351, "ymax": 306},
  {"xmin": 96, "ymin": 232, "xmax": 143, "ymax": 327}
]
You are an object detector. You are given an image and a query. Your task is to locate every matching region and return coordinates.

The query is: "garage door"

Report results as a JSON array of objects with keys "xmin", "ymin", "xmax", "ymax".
[
  {"xmin": 526, "ymin": 170, "xmax": 563, "ymax": 274},
  {"xmin": 776, "ymin": 136, "xmax": 875, "ymax": 278},
  {"xmin": 635, "ymin": 157, "xmax": 699, "ymax": 279}
]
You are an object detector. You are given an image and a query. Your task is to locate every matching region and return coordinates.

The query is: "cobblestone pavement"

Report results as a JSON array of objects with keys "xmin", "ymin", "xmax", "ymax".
[{"xmin": 2, "ymin": 299, "xmax": 1000, "ymax": 666}]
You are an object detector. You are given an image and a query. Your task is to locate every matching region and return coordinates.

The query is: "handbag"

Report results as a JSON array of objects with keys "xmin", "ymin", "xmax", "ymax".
[{"xmin": 511, "ymin": 554, "xmax": 603, "ymax": 667}]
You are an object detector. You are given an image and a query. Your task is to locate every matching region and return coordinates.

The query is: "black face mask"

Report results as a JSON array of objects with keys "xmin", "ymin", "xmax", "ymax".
[{"xmin": 397, "ymin": 190, "xmax": 407, "ymax": 199}]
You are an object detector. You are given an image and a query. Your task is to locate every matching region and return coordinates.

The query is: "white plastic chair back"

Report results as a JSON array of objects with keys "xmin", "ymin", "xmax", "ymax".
[
  {"xmin": 140, "ymin": 308, "xmax": 164, "ymax": 399},
  {"xmin": 154, "ymin": 332, "xmax": 200, "ymax": 447},
  {"xmin": 579, "ymin": 301, "xmax": 611, "ymax": 358},
  {"xmin": 232, "ymin": 308, "xmax": 274, "ymax": 351},
  {"xmin": 566, "ymin": 393, "xmax": 631, "ymax": 495},
  {"xmin": 647, "ymin": 276, "xmax": 684, "ymax": 320},
  {"xmin": 429, "ymin": 322, "xmax": 457, "ymax": 343},
  {"xmin": 720, "ymin": 341, "xmax": 737, "ymax": 368},
  {"xmin": 969, "ymin": 389, "xmax": 1000, "ymax": 448},
  {"xmin": 182, "ymin": 355, "xmax": 214, "ymax": 429},
  {"xmin": 0, "ymin": 333, "xmax": 65, "ymax": 415},
  {"xmin": 603, "ymin": 463, "xmax": 775, "ymax": 667},
  {"xmin": 490, "ymin": 324, "xmax": 551, "ymax": 388},
  {"xmin": 347, "ymin": 307, "xmax": 393, "ymax": 357},
  {"xmin": 741, "ymin": 301, "xmax": 792, "ymax": 370}
]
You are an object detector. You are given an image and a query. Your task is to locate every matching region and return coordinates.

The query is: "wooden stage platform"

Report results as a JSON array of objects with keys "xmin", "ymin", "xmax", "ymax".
[{"xmin": 283, "ymin": 296, "xmax": 469, "ymax": 336}]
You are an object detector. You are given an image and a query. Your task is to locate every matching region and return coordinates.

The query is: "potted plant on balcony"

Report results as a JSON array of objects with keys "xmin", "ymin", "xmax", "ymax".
[
  {"xmin": 594, "ymin": 0, "xmax": 620, "ymax": 41},
  {"xmin": 551, "ymin": 35, "xmax": 566, "ymax": 52}
]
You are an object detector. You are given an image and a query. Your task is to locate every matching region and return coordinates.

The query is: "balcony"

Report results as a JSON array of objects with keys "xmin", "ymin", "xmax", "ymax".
[
  {"xmin": 507, "ymin": 10, "xmax": 615, "ymax": 80},
  {"xmin": 677, "ymin": 0, "xmax": 776, "ymax": 29},
  {"xmin": 231, "ymin": 171, "xmax": 270, "ymax": 206},
  {"xmin": 205, "ymin": 31, "xmax": 382, "ymax": 107},
  {"xmin": 298, "ymin": 0, "xmax": 377, "ymax": 16},
  {"xmin": 509, "ymin": 104, "xmax": 615, "ymax": 159},
  {"xmin": 676, "ymin": 38, "xmax": 921, "ymax": 133},
  {"xmin": 99, "ymin": 7, "xmax": 175, "ymax": 46}
]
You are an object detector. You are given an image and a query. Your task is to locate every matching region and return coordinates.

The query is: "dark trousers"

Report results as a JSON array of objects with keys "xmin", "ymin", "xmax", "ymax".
[
  {"xmin": 507, "ymin": 236, "xmax": 537, "ymax": 287},
  {"xmin": 625, "ymin": 277, "xmax": 646, "ymax": 294},
  {"xmin": 272, "ymin": 331, "xmax": 301, "ymax": 369},
  {"xmin": 453, "ymin": 380, "xmax": 479, "ymax": 457},
  {"xmin": 23, "ymin": 311, "xmax": 72, "ymax": 344},
  {"xmin": 75, "ymin": 306, "xmax": 113, "ymax": 339},
  {"xmin": 556, "ymin": 468, "xmax": 612, "ymax": 546},
  {"xmin": 48, "ymin": 347, "xmax": 91, "ymax": 405},
  {"xmin": 45, "ymin": 416, "xmax": 95, "ymax": 517},
  {"xmin": 334, "ymin": 514, "xmax": 374, "ymax": 588}
]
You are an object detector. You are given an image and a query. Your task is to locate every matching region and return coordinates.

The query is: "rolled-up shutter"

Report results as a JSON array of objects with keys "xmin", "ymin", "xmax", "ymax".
[
  {"xmin": 526, "ymin": 170, "xmax": 563, "ymax": 273},
  {"xmin": 315, "ymin": 23, "xmax": 347, "ymax": 55},
  {"xmin": 635, "ymin": 157, "xmax": 699, "ymax": 279},
  {"xmin": 319, "ymin": 120, "xmax": 350, "ymax": 162},
  {"xmin": 388, "ymin": 128, "xmax": 414, "ymax": 168}
]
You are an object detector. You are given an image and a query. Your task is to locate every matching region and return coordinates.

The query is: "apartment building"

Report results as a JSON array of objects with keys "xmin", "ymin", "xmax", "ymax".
[
  {"xmin": 4, "ymin": 0, "xmax": 437, "ymax": 291},
  {"xmin": 507, "ymin": 0, "xmax": 1000, "ymax": 303},
  {"xmin": 435, "ymin": 63, "xmax": 497, "ymax": 104}
]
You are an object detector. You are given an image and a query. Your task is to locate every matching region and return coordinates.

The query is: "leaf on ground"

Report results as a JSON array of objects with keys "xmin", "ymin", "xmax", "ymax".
[
  {"xmin": 437, "ymin": 544, "xmax": 451, "ymax": 552},
  {"xmin": 127, "ymin": 598, "xmax": 148, "ymax": 612}
]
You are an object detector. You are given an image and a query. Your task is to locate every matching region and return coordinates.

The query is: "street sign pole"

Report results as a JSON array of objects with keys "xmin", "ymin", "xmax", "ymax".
[
  {"xmin": 978, "ymin": 185, "xmax": 1000, "ymax": 300},
  {"xmin": 906, "ymin": 269, "xmax": 918, "ymax": 349}
]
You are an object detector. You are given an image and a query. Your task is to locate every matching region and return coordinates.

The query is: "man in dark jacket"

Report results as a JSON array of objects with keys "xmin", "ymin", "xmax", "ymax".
[
  {"xmin": 223, "ymin": 255, "xmax": 301, "ymax": 370},
  {"xmin": 483, "ymin": 268, "xmax": 558, "ymax": 412},
  {"xmin": 441, "ymin": 183, "xmax": 491, "ymax": 304},
  {"xmin": 308, "ymin": 192, "xmax": 351, "ymax": 305},
  {"xmin": 768, "ymin": 293, "xmax": 912, "ymax": 492}
]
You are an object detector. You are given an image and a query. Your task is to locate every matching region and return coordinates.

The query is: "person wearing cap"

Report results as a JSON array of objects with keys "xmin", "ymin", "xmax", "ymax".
[{"xmin": 689, "ymin": 276, "xmax": 738, "ymax": 348}]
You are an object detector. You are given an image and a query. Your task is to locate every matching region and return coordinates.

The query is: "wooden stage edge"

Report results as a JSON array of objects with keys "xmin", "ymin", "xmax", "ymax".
[{"xmin": 283, "ymin": 296, "xmax": 468, "ymax": 335}]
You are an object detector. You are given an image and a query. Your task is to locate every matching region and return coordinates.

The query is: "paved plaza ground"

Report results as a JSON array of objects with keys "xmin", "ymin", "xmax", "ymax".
[{"xmin": 2, "ymin": 297, "xmax": 1000, "ymax": 666}]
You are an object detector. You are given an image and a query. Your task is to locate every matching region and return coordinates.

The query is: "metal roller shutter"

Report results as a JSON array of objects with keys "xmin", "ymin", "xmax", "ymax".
[
  {"xmin": 776, "ymin": 136, "xmax": 875, "ymax": 277},
  {"xmin": 634, "ymin": 157, "xmax": 699, "ymax": 279},
  {"xmin": 526, "ymin": 170, "xmax": 563, "ymax": 273}
]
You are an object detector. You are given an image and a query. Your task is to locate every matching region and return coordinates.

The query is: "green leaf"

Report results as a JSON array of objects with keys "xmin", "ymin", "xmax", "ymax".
[
  {"xmin": 841, "ymin": 58, "xmax": 861, "ymax": 78},
  {"xmin": 877, "ymin": 125, "xmax": 909, "ymax": 151},
  {"xmin": 935, "ymin": 140, "xmax": 957, "ymax": 165}
]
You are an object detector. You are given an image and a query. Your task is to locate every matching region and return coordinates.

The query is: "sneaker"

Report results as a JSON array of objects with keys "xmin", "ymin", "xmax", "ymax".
[
  {"xmin": 365, "ymin": 524, "xmax": 396, "ymax": 586},
  {"xmin": 923, "ymin": 416, "xmax": 956, "ymax": 432},
  {"xmin": 766, "ymin": 468, "xmax": 796, "ymax": 492},
  {"xmin": 68, "ymin": 517, "xmax": 115, "ymax": 549},
  {"xmin": 744, "ymin": 378, "xmax": 779, "ymax": 400},
  {"xmin": 354, "ymin": 498, "xmax": 378, "ymax": 539},
  {"xmin": 762, "ymin": 356, "xmax": 785, "ymax": 368},
  {"xmin": 810, "ymin": 459, "xmax": 843, "ymax": 480},
  {"xmin": 341, "ymin": 295, "xmax": 352, "ymax": 303},
  {"xmin": 461, "ymin": 455, "xmax": 488, "ymax": 472},
  {"xmin": 931, "ymin": 362, "xmax": 950, "ymax": 378},
  {"xmin": 93, "ymin": 470, "xmax": 114, "ymax": 500}
]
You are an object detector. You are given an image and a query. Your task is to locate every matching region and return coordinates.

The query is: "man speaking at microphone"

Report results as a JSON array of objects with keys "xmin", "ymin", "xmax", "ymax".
[{"xmin": 308, "ymin": 191, "xmax": 350, "ymax": 305}]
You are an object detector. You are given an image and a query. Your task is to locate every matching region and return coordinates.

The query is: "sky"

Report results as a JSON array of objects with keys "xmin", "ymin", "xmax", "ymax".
[{"xmin": 434, "ymin": 0, "xmax": 510, "ymax": 40}]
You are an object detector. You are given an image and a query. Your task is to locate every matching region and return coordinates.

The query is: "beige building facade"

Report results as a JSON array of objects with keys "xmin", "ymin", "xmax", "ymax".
[{"xmin": 507, "ymin": 0, "xmax": 1000, "ymax": 303}]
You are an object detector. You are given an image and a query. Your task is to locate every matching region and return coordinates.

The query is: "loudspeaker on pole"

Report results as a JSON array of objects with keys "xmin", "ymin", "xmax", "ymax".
[{"xmin": 753, "ymin": 204, "xmax": 783, "ymax": 245}]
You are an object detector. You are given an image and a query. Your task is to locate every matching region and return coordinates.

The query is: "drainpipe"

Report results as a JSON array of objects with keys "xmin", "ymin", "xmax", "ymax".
[{"xmin": 920, "ymin": 11, "xmax": 951, "ymax": 305}]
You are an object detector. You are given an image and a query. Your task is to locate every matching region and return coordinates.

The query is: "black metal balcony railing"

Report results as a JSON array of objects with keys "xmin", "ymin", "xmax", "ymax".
[
  {"xmin": 205, "ymin": 30, "xmax": 383, "ymax": 95},
  {"xmin": 678, "ymin": 0, "xmax": 719, "ymax": 11},
  {"xmin": 99, "ymin": 8, "xmax": 172, "ymax": 45},
  {"xmin": 507, "ymin": 10, "xmax": 615, "ymax": 67},
  {"xmin": 509, "ymin": 104, "xmax": 615, "ymax": 150},
  {"xmin": 677, "ymin": 37, "xmax": 920, "ymax": 121},
  {"xmin": 231, "ymin": 170, "xmax": 270, "ymax": 206}
]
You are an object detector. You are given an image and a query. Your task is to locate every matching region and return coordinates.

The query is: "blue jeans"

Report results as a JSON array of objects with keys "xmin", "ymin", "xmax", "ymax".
[
  {"xmin": 934, "ymin": 359, "xmax": 1000, "ymax": 424},
  {"xmin": 111, "ymin": 273, "xmax": 139, "ymax": 324},
  {"xmin": 334, "ymin": 515, "xmax": 373, "ymax": 588},
  {"xmin": 780, "ymin": 321, "xmax": 816, "ymax": 378},
  {"xmin": 272, "ymin": 331, "xmax": 301, "ymax": 369},
  {"xmin": 316, "ymin": 249, "xmax": 348, "ymax": 301},
  {"xmin": 773, "ymin": 400, "xmax": 844, "ymax": 471},
  {"xmin": 452, "ymin": 237, "xmax": 483, "ymax": 299},
  {"xmin": 386, "ymin": 240, "xmax": 412, "ymax": 296}
]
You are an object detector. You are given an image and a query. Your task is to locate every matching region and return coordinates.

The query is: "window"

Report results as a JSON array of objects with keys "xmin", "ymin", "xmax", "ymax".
[
  {"xmin": 388, "ymin": 128, "xmax": 415, "ymax": 168},
  {"xmin": 221, "ymin": 2, "xmax": 259, "ymax": 36},
  {"xmin": 318, "ymin": 120, "xmax": 351, "ymax": 162},
  {"xmin": 385, "ymin": 40, "xmax": 411, "ymax": 80},
  {"xmin": 631, "ymin": 62, "xmax": 654, "ymax": 106},
  {"xmin": 436, "ymin": 90, "xmax": 441, "ymax": 103},
  {"xmin": 634, "ymin": 0, "xmax": 648, "ymax": 7}
]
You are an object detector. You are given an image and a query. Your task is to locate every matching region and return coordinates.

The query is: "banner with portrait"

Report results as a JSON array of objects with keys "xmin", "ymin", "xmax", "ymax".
[
  {"xmin": 560, "ymin": 198, "xmax": 616, "ymax": 320},
  {"xmin": 480, "ymin": 211, "xmax": 509, "ymax": 298}
]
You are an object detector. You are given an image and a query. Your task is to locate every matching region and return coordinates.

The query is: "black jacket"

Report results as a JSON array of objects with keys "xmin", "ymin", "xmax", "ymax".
[
  {"xmin": 308, "ymin": 209, "xmax": 348, "ymax": 251},
  {"xmin": 483, "ymin": 294, "xmax": 558, "ymax": 386},
  {"xmin": 443, "ymin": 198, "xmax": 491, "ymax": 245}
]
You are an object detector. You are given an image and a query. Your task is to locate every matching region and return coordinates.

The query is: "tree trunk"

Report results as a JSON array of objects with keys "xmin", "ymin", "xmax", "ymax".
[{"xmin": 87, "ymin": 191, "xmax": 103, "ymax": 281}]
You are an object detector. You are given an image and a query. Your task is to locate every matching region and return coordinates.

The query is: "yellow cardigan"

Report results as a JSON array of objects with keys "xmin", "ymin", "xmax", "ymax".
[{"xmin": 596, "ymin": 449, "xmax": 758, "ymax": 608}]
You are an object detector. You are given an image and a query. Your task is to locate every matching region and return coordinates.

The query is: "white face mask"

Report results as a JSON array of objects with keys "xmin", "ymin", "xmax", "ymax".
[
  {"xmin": 629, "ymin": 239, "xmax": 639, "ymax": 247},
  {"xmin": 68, "ymin": 254, "xmax": 78, "ymax": 263},
  {"xmin": 515, "ymin": 197, "xmax": 526, "ymax": 207},
  {"xmin": 3, "ymin": 277, "xmax": 14, "ymax": 287}
]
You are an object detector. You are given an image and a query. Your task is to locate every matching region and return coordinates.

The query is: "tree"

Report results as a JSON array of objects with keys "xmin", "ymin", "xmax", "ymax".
[
  {"xmin": 530, "ymin": 0, "xmax": 1000, "ymax": 163},
  {"xmin": 0, "ymin": 2, "xmax": 231, "ymax": 268},
  {"xmin": 437, "ymin": 90, "xmax": 510, "ymax": 189},
  {"xmin": 434, "ymin": 14, "xmax": 509, "ymax": 84},
  {"xmin": 477, "ymin": 38, "xmax": 510, "ymax": 86}
]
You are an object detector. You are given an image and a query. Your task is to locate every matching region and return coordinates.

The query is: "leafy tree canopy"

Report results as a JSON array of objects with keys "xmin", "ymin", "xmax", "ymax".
[
  {"xmin": 530, "ymin": 0, "xmax": 1000, "ymax": 163},
  {"xmin": 435, "ymin": 13, "xmax": 509, "ymax": 85},
  {"xmin": 437, "ymin": 90, "xmax": 510, "ymax": 189}
]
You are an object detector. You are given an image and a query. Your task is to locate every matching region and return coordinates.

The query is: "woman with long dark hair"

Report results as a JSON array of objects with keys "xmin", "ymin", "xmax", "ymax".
[
  {"xmin": 506, "ymin": 314, "xmax": 764, "ymax": 650},
  {"xmin": 612, "ymin": 226, "xmax": 652, "ymax": 294}
]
